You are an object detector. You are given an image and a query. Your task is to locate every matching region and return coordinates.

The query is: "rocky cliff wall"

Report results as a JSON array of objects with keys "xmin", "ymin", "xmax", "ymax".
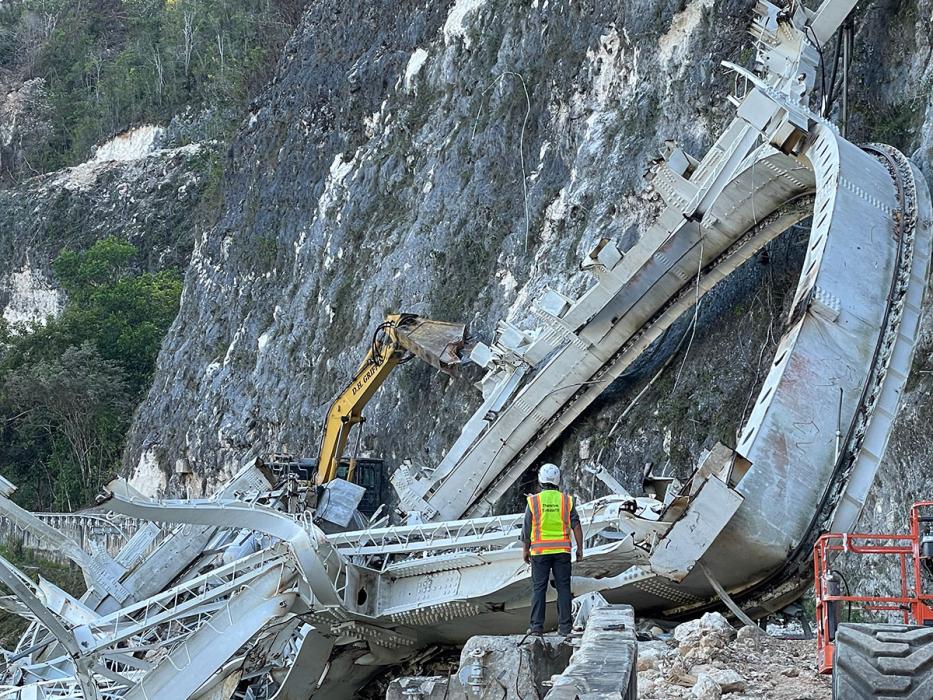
[
  {"xmin": 0, "ymin": 129, "xmax": 216, "ymax": 325},
  {"xmin": 125, "ymin": 0, "xmax": 933, "ymax": 534}
]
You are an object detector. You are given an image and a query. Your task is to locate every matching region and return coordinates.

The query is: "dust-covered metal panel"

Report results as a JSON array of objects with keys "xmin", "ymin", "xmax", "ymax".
[
  {"xmin": 649, "ymin": 477, "xmax": 743, "ymax": 582},
  {"xmin": 0, "ymin": 2, "xmax": 930, "ymax": 698}
]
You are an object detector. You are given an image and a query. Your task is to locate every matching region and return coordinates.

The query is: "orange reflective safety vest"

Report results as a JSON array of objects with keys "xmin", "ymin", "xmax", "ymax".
[{"xmin": 527, "ymin": 489, "xmax": 573, "ymax": 556}]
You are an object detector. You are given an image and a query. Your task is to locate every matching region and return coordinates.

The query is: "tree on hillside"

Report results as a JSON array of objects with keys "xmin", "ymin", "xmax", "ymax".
[
  {"xmin": 3, "ymin": 344, "xmax": 130, "ymax": 510},
  {"xmin": 0, "ymin": 0, "xmax": 297, "ymax": 179},
  {"xmin": 0, "ymin": 237, "xmax": 183, "ymax": 510},
  {"xmin": 4, "ymin": 237, "xmax": 182, "ymax": 395}
]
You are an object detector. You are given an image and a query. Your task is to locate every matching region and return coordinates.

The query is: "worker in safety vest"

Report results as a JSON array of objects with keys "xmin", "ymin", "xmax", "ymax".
[{"xmin": 521, "ymin": 463, "xmax": 584, "ymax": 636}]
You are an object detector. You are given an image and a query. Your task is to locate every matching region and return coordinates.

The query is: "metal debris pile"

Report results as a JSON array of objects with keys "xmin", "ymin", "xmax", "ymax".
[
  {"xmin": 0, "ymin": 0, "xmax": 931, "ymax": 697},
  {"xmin": 0, "ymin": 463, "xmax": 662, "ymax": 698}
]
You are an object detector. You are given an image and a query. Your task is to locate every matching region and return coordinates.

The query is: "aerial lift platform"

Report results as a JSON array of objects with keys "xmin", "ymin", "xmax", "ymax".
[{"xmin": 815, "ymin": 502, "xmax": 933, "ymax": 697}]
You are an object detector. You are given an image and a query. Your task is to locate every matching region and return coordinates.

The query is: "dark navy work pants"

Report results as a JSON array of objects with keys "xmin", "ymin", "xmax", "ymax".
[{"xmin": 529, "ymin": 552, "xmax": 572, "ymax": 634}]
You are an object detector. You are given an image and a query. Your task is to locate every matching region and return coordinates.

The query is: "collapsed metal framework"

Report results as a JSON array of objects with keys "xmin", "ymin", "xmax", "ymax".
[{"xmin": 0, "ymin": 0, "xmax": 931, "ymax": 697}]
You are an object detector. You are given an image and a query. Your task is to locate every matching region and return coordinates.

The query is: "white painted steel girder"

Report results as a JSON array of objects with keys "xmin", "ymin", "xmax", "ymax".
[
  {"xmin": 573, "ymin": 112, "xmax": 930, "ymax": 618},
  {"xmin": 397, "ymin": 159, "xmax": 808, "ymax": 521},
  {"xmin": 827, "ymin": 149, "xmax": 933, "ymax": 534},
  {"xmin": 388, "ymin": 0, "xmax": 932, "ymax": 616},
  {"xmin": 691, "ymin": 127, "xmax": 926, "ymax": 588},
  {"xmin": 0, "ymin": 556, "xmax": 100, "ymax": 700},
  {"xmin": 2, "ymin": 2, "xmax": 930, "ymax": 698},
  {"xmin": 0, "ymin": 493, "xmax": 131, "ymax": 604},
  {"xmin": 122, "ymin": 565, "xmax": 298, "ymax": 700},
  {"xmin": 400, "ymin": 146, "xmax": 816, "ymax": 521},
  {"xmin": 103, "ymin": 482, "xmax": 342, "ymax": 608}
]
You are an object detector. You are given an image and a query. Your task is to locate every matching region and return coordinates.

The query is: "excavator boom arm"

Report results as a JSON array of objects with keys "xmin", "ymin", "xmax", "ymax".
[{"xmin": 314, "ymin": 314, "xmax": 467, "ymax": 486}]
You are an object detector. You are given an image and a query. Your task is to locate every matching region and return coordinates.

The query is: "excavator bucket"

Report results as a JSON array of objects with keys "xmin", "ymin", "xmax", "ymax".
[{"xmin": 394, "ymin": 318, "xmax": 467, "ymax": 374}]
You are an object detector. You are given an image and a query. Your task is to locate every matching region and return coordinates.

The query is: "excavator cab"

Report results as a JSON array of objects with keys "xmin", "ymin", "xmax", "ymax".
[
  {"xmin": 333, "ymin": 457, "xmax": 386, "ymax": 515},
  {"xmin": 263, "ymin": 453, "xmax": 387, "ymax": 521}
]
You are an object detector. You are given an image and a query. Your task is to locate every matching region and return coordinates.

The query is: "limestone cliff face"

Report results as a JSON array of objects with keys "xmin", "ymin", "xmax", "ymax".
[
  {"xmin": 0, "ymin": 128, "xmax": 216, "ymax": 325},
  {"xmin": 0, "ymin": 78, "xmax": 53, "ymax": 183},
  {"xmin": 124, "ymin": 0, "xmax": 933, "ymax": 532}
]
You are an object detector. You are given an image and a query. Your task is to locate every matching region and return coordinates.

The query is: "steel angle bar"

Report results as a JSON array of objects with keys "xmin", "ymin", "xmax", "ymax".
[
  {"xmin": 0, "ymin": 677, "xmax": 124, "ymax": 700},
  {"xmin": 382, "ymin": 531, "xmax": 652, "ymax": 583},
  {"xmin": 87, "ymin": 594, "xmax": 233, "ymax": 654},
  {"xmin": 6, "ymin": 626, "xmax": 59, "ymax": 666},
  {"xmin": 0, "ymin": 680, "xmax": 76, "ymax": 699},
  {"xmin": 103, "ymin": 481, "xmax": 342, "ymax": 606},
  {"xmin": 330, "ymin": 512, "xmax": 525, "ymax": 550},
  {"xmin": 85, "ymin": 567, "xmax": 282, "ymax": 654},
  {"xmin": 90, "ymin": 661, "xmax": 136, "ymax": 689},
  {"xmin": 18, "ymin": 653, "xmax": 74, "ymax": 681},
  {"xmin": 340, "ymin": 530, "xmax": 519, "ymax": 557},
  {"xmin": 0, "ymin": 594, "xmax": 35, "ymax": 620},
  {"xmin": 0, "ymin": 556, "xmax": 99, "ymax": 700},
  {"xmin": 123, "ymin": 566, "xmax": 297, "ymax": 700},
  {"xmin": 102, "ymin": 636, "xmax": 189, "ymax": 655},
  {"xmin": 95, "ymin": 653, "xmax": 152, "ymax": 673},
  {"xmin": 88, "ymin": 548, "xmax": 284, "ymax": 633},
  {"xmin": 0, "ymin": 494, "xmax": 130, "ymax": 603},
  {"xmin": 332, "ymin": 496, "xmax": 633, "ymax": 553}
]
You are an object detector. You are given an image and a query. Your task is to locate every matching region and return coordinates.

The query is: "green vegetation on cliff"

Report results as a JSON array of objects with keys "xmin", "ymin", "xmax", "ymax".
[
  {"xmin": 0, "ymin": 0, "xmax": 299, "ymax": 179},
  {"xmin": 0, "ymin": 238, "xmax": 182, "ymax": 510}
]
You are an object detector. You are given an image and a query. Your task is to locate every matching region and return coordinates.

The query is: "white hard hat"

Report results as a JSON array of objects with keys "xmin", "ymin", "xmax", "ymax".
[{"xmin": 538, "ymin": 463, "xmax": 561, "ymax": 485}]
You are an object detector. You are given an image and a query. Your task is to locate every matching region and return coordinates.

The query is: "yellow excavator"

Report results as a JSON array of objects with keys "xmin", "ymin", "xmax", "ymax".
[{"xmin": 314, "ymin": 313, "xmax": 467, "ymax": 488}]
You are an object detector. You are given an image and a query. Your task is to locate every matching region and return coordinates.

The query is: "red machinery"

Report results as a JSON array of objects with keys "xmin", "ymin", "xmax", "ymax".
[{"xmin": 814, "ymin": 501, "xmax": 933, "ymax": 674}]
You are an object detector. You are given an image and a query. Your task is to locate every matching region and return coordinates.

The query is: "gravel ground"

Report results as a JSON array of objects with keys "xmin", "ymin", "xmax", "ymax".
[{"xmin": 638, "ymin": 614, "xmax": 831, "ymax": 699}]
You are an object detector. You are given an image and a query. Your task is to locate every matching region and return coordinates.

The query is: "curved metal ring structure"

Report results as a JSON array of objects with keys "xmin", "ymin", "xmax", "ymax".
[{"xmin": 1, "ymin": 2, "xmax": 931, "ymax": 698}]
